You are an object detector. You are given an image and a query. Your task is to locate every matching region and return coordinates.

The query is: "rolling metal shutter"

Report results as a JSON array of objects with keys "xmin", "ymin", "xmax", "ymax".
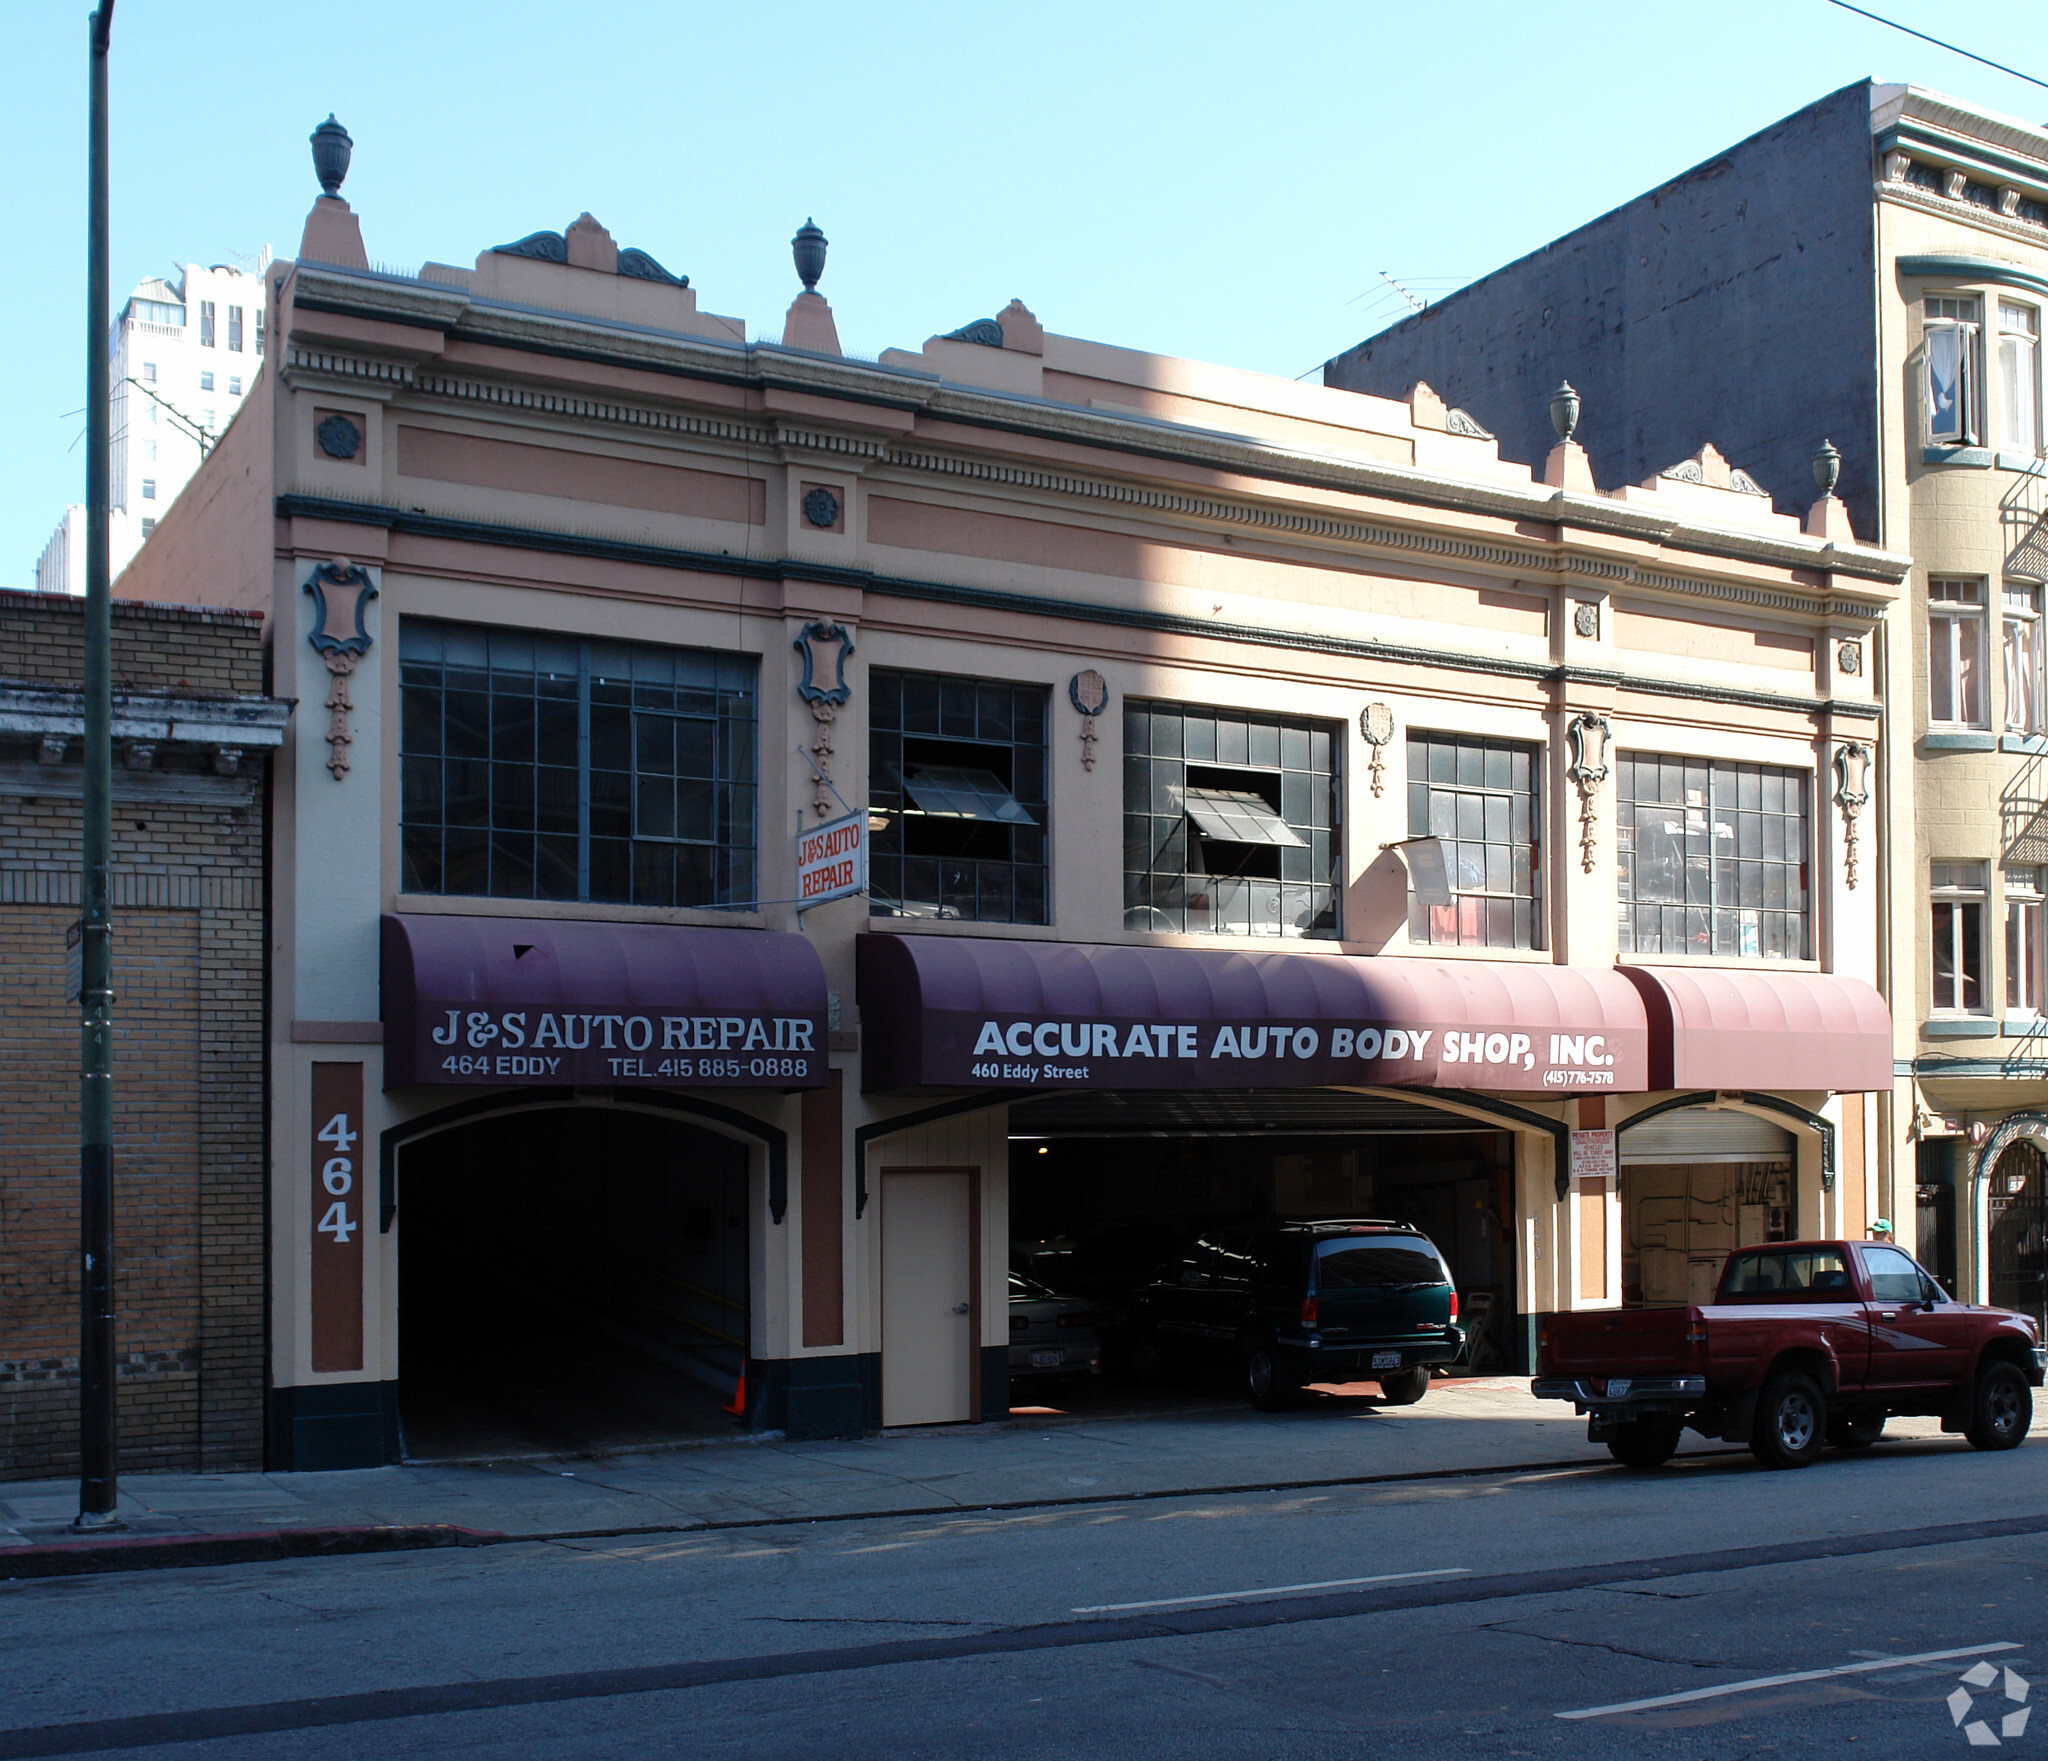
[{"xmin": 1618, "ymin": 1106, "xmax": 1796, "ymax": 1165}]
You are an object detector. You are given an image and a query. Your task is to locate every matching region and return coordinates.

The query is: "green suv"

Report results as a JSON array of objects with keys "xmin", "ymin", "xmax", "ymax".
[{"xmin": 1126, "ymin": 1221, "xmax": 1464, "ymax": 1410}]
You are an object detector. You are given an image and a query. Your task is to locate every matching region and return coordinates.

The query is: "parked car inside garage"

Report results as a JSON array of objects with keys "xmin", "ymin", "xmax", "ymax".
[
  {"xmin": 1008, "ymin": 1270, "xmax": 1103, "ymax": 1390},
  {"xmin": 1125, "ymin": 1220, "xmax": 1464, "ymax": 1409}
]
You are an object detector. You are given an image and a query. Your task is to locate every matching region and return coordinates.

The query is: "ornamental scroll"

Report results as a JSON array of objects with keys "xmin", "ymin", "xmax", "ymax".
[
  {"xmin": 794, "ymin": 621, "xmax": 855, "ymax": 819},
  {"xmin": 304, "ymin": 560, "xmax": 378, "ymax": 781}
]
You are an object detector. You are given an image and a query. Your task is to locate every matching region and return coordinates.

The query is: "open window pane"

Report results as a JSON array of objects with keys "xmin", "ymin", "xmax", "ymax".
[
  {"xmin": 1182, "ymin": 786, "xmax": 1305, "ymax": 847},
  {"xmin": 871, "ymin": 669, "xmax": 1050, "ymax": 924},
  {"xmin": 900, "ymin": 764, "xmax": 1036, "ymax": 824},
  {"xmin": 1124, "ymin": 701, "xmax": 1338, "ymax": 939}
]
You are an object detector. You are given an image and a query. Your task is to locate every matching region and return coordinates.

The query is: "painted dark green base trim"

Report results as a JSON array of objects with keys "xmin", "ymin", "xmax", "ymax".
[
  {"xmin": 750, "ymin": 1351, "xmax": 1007, "ymax": 1435},
  {"xmin": 982, "ymin": 1345, "xmax": 1010, "ymax": 1421},
  {"xmin": 269, "ymin": 1381, "xmax": 401, "ymax": 1472},
  {"xmin": 750, "ymin": 1354, "xmax": 878, "ymax": 1440}
]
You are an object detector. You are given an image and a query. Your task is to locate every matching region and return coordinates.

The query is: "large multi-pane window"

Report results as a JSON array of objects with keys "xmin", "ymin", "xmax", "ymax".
[
  {"xmin": 1927, "ymin": 295, "xmax": 1980, "ymax": 443},
  {"xmin": 868, "ymin": 669, "xmax": 1047, "ymax": 923},
  {"xmin": 2006, "ymin": 585, "xmax": 2043, "ymax": 735},
  {"xmin": 227, "ymin": 305, "xmax": 244, "ymax": 352},
  {"xmin": 199, "ymin": 299, "xmax": 216, "ymax": 349},
  {"xmin": 1930, "ymin": 578, "xmax": 1989, "ymax": 727},
  {"xmin": 2008, "ymin": 868, "xmax": 2044, "ymax": 1017},
  {"xmin": 1407, "ymin": 733, "xmax": 1540, "ymax": 949},
  {"xmin": 1124, "ymin": 703, "xmax": 1338, "ymax": 939},
  {"xmin": 400, "ymin": 619, "xmax": 756, "ymax": 907},
  {"xmin": 2001, "ymin": 302, "xmax": 2041, "ymax": 454},
  {"xmin": 1617, "ymin": 755, "xmax": 1812, "ymax": 960},
  {"xmin": 1932, "ymin": 861, "xmax": 1989, "ymax": 1015}
]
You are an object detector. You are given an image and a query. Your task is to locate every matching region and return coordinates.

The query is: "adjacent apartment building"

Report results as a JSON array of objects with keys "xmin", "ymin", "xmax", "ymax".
[
  {"xmin": 36, "ymin": 259, "xmax": 269, "ymax": 596},
  {"xmin": 1326, "ymin": 80, "xmax": 2048, "ymax": 1332},
  {"xmin": 113, "ymin": 120, "xmax": 1905, "ymax": 1469}
]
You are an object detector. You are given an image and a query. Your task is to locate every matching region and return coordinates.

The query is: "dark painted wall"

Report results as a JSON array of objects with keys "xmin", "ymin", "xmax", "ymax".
[{"xmin": 1325, "ymin": 83, "xmax": 1881, "ymax": 538}]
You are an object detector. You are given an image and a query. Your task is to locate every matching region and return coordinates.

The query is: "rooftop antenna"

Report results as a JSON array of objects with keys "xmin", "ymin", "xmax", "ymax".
[{"xmin": 1379, "ymin": 270, "xmax": 1426, "ymax": 316}]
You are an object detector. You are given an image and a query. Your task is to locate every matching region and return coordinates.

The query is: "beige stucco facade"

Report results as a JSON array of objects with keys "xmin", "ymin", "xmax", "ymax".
[
  {"xmin": 1871, "ymin": 90, "xmax": 2048, "ymax": 1313},
  {"xmin": 118, "ymin": 139, "xmax": 1908, "ymax": 1464}
]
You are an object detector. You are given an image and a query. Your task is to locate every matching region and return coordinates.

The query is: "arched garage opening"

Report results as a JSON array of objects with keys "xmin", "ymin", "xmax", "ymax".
[{"xmin": 397, "ymin": 1104, "xmax": 750, "ymax": 1459}]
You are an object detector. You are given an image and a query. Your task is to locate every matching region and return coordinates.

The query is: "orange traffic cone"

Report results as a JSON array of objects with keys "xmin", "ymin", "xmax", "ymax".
[{"xmin": 722, "ymin": 1366, "xmax": 747, "ymax": 1418}]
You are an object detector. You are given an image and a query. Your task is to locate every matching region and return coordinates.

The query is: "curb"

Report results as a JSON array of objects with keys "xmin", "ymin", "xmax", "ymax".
[{"xmin": 0, "ymin": 1523, "xmax": 503, "ymax": 1580}]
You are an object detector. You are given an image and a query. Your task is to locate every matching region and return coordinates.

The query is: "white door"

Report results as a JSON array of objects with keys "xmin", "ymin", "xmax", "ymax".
[{"xmin": 881, "ymin": 1172, "xmax": 974, "ymax": 1427}]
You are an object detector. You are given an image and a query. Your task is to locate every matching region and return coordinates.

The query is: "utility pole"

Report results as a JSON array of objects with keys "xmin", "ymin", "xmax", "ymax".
[{"xmin": 77, "ymin": 0, "xmax": 119, "ymax": 1532}]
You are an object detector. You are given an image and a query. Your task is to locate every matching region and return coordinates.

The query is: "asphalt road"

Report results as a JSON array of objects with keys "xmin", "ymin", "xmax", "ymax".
[{"xmin": 3, "ymin": 1429, "xmax": 2043, "ymax": 1759}]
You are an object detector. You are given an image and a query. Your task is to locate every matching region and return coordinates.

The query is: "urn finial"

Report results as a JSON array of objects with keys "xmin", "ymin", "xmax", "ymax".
[
  {"xmin": 792, "ymin": 218, "xmax": 827, "ymax": 292},
  {"xmin": 1549, "ymin": 381, "xmax": 1581, "ymax": 445},
  {"xmin": 311, "ymin": 115, "xmax": 353, "ymax": 199},
  {"xmin": 1813, "ymin": 439, "xmax": 1841, "ymax": 497}
]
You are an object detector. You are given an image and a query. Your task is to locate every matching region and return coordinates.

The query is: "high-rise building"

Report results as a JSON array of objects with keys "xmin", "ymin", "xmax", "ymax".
[{"xmin": 35, "ymin": 256, "xmax": 269, "ymax": 595}]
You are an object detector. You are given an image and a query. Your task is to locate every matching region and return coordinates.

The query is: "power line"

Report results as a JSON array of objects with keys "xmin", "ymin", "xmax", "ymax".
[{"xmin": 1823, "ymin": 0, "xmax": 2048, "ymax": 94}]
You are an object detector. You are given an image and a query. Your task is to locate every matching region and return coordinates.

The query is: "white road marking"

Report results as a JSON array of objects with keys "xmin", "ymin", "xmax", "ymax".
[
  {"xmin": 1556, "ymin": 1641, "xmax": 2022, "ymax": 1721},
  {"xmin": 1072, "ymin": 1566, "xmax": 1468, "ymax": 1614}
]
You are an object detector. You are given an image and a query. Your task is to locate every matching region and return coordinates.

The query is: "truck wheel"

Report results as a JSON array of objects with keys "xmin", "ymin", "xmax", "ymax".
[
  {"xmin": 1245, "ymin": 1343, "xmax": 1298, "ymax": 1412},
  {"xmin": 1606, "ymin": 1418, "xmax": 1682, "ymax": 1469},
  {"xmin": 1965, "ymin": 1362, "xmax": 2032, "ymax": 1452},
  {"xmin": 1827, "ymin": 1413, "xmax": 1885, "ymax": 1451},
  {"xmin": 1750, "ymin": 1371, "xmax": 1827, "ymax": 1469},
  {"xmin": 1377, "ymin": 1367, "xmax": 1430, "ymax": 1406}
]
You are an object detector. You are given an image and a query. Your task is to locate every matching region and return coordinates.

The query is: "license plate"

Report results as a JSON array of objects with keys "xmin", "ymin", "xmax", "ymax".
[
  {"xmin": 1372, "ymin": 1350, "xmax": 1401, "ymax": 1370},
  {"xmin": 1031, "ymin": 1349, "xmax": 1062, "ymax": 1369},
  {"xmin": 1606, "ymin": 1378, "xmax": 1632, "ymax": 1399}
]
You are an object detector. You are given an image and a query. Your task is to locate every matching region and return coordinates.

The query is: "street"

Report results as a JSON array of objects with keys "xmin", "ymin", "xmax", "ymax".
[{"xmin": 1, "ymin": 1420, "xmax": 2041, "ymax": 1758}]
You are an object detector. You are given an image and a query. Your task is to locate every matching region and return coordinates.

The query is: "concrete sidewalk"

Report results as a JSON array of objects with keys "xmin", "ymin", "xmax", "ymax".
[{"xmin": 0, "ymin": 1378, "xmax": 1970, "ymax": 1575}]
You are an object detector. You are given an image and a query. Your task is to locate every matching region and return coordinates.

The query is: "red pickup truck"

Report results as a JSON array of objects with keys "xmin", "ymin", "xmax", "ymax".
[{"xmin": 1533, "ymin": 1239, "xmax": 2045, "ymax": 1469}]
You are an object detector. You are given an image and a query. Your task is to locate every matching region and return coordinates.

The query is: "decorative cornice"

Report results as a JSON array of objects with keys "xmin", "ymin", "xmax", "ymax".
[
  {"xmin": 1875, "ymin": 183, "xmax": 2048, "ymax": 257},
  {"xmin": 272, "ymin": 493, "xmax": 1876, "ymax": 723},
  {"xmin": 287, "ymin": 261, "xmax": 1911, "ymax": 592},
  {"xmin": 882, "ymin": 447, "xmax": 1899, "ymax": 621},
  {"xmin": 283, "ymin": 344, "xmax": 417, "ymax": 390},
  {"xmin": 0, "ymin": 682, "xmax": 290, "ymax": 746}
]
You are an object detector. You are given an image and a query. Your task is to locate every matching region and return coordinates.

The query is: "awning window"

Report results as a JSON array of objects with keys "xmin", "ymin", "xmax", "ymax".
[
  {"xmin": 898, "ymin": 764, "xmax": 1036, "ymax": 824},
  {"xmin": 1183, "ymin": 787, "xmax": 1304, "ymax": 847}
]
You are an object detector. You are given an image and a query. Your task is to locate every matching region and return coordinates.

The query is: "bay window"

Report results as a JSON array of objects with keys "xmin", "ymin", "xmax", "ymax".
[
  {"xmin": 1927, "ymin": 296, "xmax": 1980, "ymax": 444},
  {"xmin": 1930, "ymin": 578, "xmax": 1989, "ymax": 727},
  {"xmin": 1932, "ymin": 862, "xmax": 1989, "ymax": 1015}
]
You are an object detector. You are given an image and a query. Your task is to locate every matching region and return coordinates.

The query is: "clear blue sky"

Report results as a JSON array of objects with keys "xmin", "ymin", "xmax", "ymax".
[{"xmin": 5, "ymin": 0, "xmax": 2044, "ymax": 586}]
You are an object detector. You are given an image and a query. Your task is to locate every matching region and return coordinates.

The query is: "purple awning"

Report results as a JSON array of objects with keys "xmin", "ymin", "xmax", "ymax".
[
  {"xmin": 857, "ymin": 933, "xmax": 1648, "ymax": 1095},
  {"xmin": 1617, "ymin": 966, "xmax": 1892, "ymax": 1092},
  {"xmin": 382, "ymin": 914, "xmax": 827, "ymax": 1090}
]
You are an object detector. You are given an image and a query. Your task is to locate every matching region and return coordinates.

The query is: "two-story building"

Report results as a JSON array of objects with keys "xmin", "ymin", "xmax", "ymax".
[{"xmin": 117, "ymin": 121, "xmax": 1906, "ymax": 1468}]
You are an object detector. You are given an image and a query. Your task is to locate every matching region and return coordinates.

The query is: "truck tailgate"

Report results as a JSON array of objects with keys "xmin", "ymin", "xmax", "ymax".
[{"xmin": 1541, "ymin": 1308, "xmax": 1696, "ymax": 1378}]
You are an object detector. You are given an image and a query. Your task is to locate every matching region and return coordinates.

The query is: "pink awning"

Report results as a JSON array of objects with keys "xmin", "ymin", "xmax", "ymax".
[{"xmin": 1617, "ymin": 966, "xmax": 1892, "ymax": 1093}]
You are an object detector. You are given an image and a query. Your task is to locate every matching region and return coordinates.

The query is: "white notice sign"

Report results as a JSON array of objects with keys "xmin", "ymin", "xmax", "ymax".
[
  {"xmin": 796, "ymin": 811, "xmax": 865, "ymax": 909},
  {"xmin": 1570, "ymin": 1128, "xmax": 1616, "ymax": 1186}
]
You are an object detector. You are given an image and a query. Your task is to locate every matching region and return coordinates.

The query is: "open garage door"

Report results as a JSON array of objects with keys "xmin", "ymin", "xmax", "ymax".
[
  {"xmin": 1007, "ymin": 1088, "xmax": 1522, "ymax": 1407},
  {"xmin": 398, "ymin": 1105, "xmax": 749, "ymax": 1459}
]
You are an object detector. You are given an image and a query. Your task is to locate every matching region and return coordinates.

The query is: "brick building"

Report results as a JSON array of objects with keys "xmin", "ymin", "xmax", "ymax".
[{"xmin": 0, "ymin": 589, "xmax": 287, "ymax": 1475}]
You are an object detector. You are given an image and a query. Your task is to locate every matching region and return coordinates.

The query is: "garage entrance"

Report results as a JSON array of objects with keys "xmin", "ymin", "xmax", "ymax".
[
  {"xmin": 397, "ymin": 1104, "xmax": 750, "ymax": 1459},
  {"xmin": 1008, "ymin": 1089, "xmax": 1521, "ymax": 1404},
  {"xmin": 1618, "ymin": 1107, "xmax": 1796, "ymax": 1307}
]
